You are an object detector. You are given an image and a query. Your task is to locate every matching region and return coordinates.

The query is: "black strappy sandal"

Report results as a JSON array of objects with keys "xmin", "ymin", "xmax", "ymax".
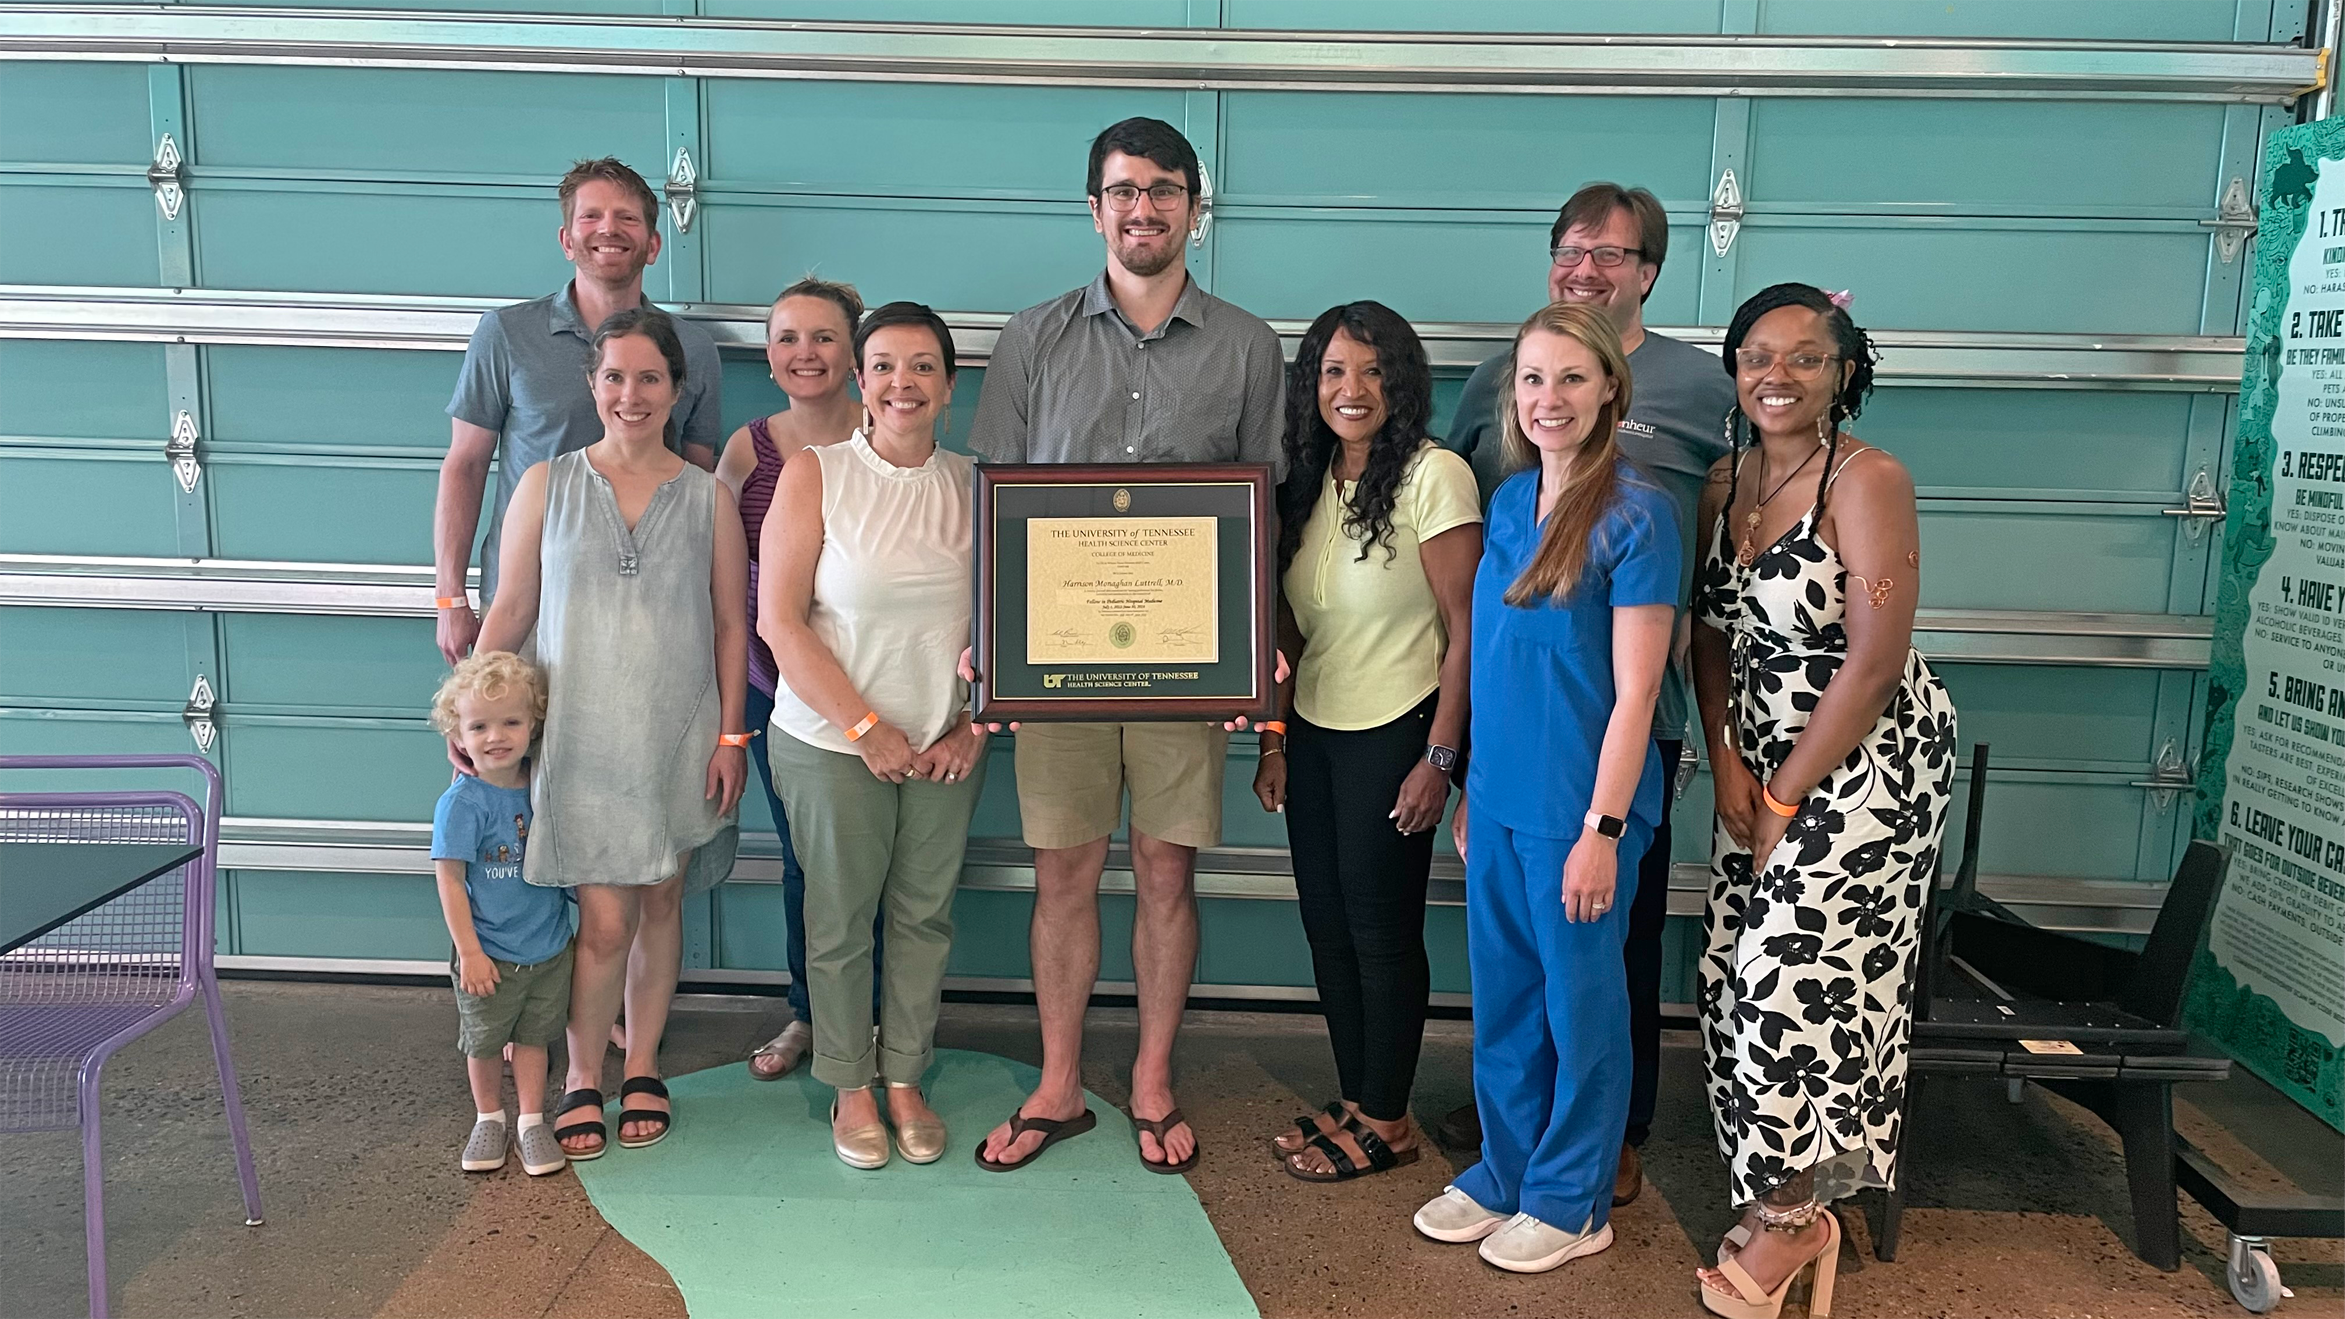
[
  {"xmin": 1272, "ymin": 1100, "xmax": 1349, "ymax": 1155},
  {"xmin": 553, "ymin": 1087, "xmax": 607, "ymax": 1161},
  {"xmin": 615, "ymin": 1076, "xmax": 672, "ymax": 1149},
  {"xmin": 1284, "ymin": 1118, "xmax": 1421, "ymax": 1183}
]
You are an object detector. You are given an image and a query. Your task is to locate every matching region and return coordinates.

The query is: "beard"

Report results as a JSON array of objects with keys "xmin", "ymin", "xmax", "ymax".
[
  {"xmin": 1111, "ymin": 229, "xmax": 1183, "ymax": 278},
  {"xmin": 1558, "ymin": 284, "xmax": 1631, "ymax": 329}
]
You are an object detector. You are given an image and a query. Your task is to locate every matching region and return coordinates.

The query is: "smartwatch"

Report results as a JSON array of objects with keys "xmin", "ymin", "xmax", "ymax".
[
  {"xmin": 1584, "ymin": 810, "xmax": 1627, "ymax": 840},
  {"xmin": 1424, "ymin": 744, "xmax": 1458, "ymax": 773}
]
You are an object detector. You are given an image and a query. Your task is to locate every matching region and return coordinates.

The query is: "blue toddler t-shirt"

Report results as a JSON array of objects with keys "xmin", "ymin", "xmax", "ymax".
[{"xmin": 430, "ymin": 774, "xmax": 570, "ymax": 965}]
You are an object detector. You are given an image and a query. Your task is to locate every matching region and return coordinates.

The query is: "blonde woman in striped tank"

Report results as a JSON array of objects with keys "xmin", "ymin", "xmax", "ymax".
[
  {"xmin": 715, "ymin": 277, "xmax": 868, "ymax": 1082},
  {"xmin": 758, "ymin": 302, "xmax": 989, "ymax": 1169}
]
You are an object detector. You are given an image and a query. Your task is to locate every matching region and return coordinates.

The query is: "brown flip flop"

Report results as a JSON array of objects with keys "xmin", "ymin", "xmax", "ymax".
[
  {"xmin": 973, "ymin": 1107, "xmax": 1097, "ymax": 1172},
  {"xmin": 1131, "ymin": 1107, "xmax": 1200, "ymax": 1175}
]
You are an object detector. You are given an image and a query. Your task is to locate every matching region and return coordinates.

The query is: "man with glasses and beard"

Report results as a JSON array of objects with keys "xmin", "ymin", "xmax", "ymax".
[
  {"xmin": 1439, "ymin": 182, "xmax": 1737, "ymax": 1209},
  {"xmin": 969, "ymin": 117, "xmax": 1285, "ymax": 1176},
  {"xmin": 435, "ymin": 156, "xmax": 723, "ymax": 664}
]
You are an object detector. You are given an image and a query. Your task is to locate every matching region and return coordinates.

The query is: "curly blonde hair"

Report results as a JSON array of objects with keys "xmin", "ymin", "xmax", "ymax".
[{"xmin": 430, "ymin": 651, "xmax": 547, "ymax": 735}]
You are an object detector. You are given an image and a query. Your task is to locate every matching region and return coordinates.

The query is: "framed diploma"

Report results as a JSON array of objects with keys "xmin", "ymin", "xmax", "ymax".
[{"xmin": 973, "ymin": 462, "xmax": 1276, "ymax": 723}]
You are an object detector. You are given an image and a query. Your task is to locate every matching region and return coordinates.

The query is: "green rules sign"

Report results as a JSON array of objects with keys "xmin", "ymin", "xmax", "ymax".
[{"xmin": 2194, "ymin": 113, "xmax": 2345, "ymax": 1133}]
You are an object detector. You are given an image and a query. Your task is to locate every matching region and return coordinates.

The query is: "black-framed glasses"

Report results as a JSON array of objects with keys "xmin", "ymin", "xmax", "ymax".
[
  {"xmin": 1549, "ymin": 244, "xmax": 1642, "ymax": 268},
  {"xmin": 1733, "ymin": 349, "xmax": 1839, "ymax": 379},
  {"xmin": 1099, "ymin": 182, "xmax": 1190, "ymax": 211}
]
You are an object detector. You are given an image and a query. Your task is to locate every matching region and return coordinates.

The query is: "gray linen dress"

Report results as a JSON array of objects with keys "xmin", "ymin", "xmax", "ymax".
[{"xmin": 523, "ymin": 449, "xmax": 738, "ymax": 894}]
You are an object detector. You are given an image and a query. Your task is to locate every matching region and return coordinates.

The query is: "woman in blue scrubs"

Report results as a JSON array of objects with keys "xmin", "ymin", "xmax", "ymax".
[{"xmin": 1411, "ymin": 300, "xmax": 1678, "ymax": 1274}]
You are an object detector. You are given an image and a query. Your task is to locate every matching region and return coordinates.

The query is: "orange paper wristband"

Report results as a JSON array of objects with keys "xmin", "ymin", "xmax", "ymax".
[
  {"xmin": 1761, "ymin": 786, "xmax": 1800, "ymax": 818},
  {"xmin": 718, "ymin": 732, "xmax": 754, "ymax": 748},
  {"xmin": 844, "ymin": 712, "xmax": 880, "ymax": 742},
  {"xmin": 1258, "ymin": 721, "xmax": 1287, "ymax": 736},
  {"xmin": 433, "ymin": 595, "xmax": 469, "ymax": 610}
]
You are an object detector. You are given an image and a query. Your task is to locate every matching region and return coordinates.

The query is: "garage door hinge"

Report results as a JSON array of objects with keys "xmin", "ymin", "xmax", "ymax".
[
  {"xmin": 1190, "ymin": 165, "xmax": 1214, "ymax": 247},
  {"xmin": 148, "ymin": 133, "xmax": 185, "ymax": 222},
  {"xmin": 183, "ymin": 675, "xmax": 218, "ymax": 755},
  {"xmin": 665, "ymin": 147, "xmax": 698, "ymax": 235},
  {"xmin": 1708, "ymin": 168, "xmax": 1744, "ymax": 257},
  {"xmin": 2128, "ymin": 740, "xmax": 2197, "ymax": 811},
  {"xmin": 2202, "ymin": 176, "xmax": 2257, "ymax": 264},
  {"xmin": 166, "ymin": 409, "xmax": 201, "ymax": 493},
  {"xmin": 2161, "ymin": 466, "xmax": 2226, "ymax": 540}
]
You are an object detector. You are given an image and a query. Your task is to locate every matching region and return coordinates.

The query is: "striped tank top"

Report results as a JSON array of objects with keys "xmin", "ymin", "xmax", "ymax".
[{"xmin": 738, "ymin": 414, "xmax": 785, "ymax": 695}]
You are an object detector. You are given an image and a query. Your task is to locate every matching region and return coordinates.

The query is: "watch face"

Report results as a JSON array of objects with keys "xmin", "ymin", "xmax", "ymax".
[{"xmin": 1426, "ymin": 745, "xmax": 1456, "ymax": 771}]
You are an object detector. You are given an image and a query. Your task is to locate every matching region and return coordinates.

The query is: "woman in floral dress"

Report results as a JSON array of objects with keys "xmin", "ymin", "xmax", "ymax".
[{"xmin": 1689, "ymin": 283, "xmax": 1957, "ymax": 1319}]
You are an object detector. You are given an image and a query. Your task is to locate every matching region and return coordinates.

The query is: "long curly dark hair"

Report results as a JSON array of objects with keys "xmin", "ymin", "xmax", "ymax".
[
  {"xmin": 1275, "ymin": 301, "xmax": 1435, "ymax": 574},
  {"xmin": 1717, "ymin": 282, "xmax": 1880, "ymax": 529}
]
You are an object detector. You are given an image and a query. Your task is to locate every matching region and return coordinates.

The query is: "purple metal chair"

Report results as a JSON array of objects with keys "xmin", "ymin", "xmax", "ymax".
[{"xmin": 0, "ymin": 754, "xmax": 262, "ymax": 1319}]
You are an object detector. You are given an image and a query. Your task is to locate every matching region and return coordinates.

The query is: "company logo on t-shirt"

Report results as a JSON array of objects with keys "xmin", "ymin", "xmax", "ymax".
[{"xmin": 1618, "ymin": 418, "xmax": 1657, "ymax": 438}]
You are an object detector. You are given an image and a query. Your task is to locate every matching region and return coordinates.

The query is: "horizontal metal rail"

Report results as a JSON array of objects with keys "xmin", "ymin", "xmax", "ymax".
[
  {"xmin": 0, "ymin": 553, "xmax": 2213, "ymax": 668},
  {"xmin": 209, "ymin": 817, "xmax": 2168, "ymax": 937},
  {"xmin": 0, "ymin": 286, "xmax": 2248, "ymax": 389},
  {"xmin": 0, "ymin": 6, "xmax": 2318, "ymax": 102},
  {"xmin": 208, "ymin": 955, "xmax": 1417, "ymax": 1007}
]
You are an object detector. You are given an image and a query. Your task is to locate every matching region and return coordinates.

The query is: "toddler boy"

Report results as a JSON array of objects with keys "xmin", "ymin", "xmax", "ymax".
[{"xmin": 430, "ymin": 651, "xmax": 571, "ymax": 1176}]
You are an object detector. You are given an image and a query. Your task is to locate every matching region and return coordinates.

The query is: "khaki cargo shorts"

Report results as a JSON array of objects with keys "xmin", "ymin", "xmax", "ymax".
[
  {"xmin": 452, "ymin": 941, "xmax": 574, "ymax": 1058},
  {"xmin": 1013, "ymin": 722, "xmax": 1229, "ymax": 850}
]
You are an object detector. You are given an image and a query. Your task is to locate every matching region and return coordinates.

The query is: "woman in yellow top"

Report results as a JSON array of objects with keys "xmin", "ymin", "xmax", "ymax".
[{"xmin": 1253, "ymin": 300, "xmax": 1481, "ymax": 1182}]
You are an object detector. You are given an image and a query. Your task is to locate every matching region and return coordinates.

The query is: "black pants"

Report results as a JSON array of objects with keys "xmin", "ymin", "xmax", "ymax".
[
  {"xmin": 1285, "ymin": 697, "xmax": 1439, "ymax": 1123},
  {"xmin": 1622, "ymin": 739, "xmax": 1679, "ymax": 1148}
]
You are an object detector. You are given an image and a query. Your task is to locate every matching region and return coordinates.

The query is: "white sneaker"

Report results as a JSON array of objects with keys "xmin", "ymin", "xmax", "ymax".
[
  {"xmin": 1414, "ymin": 1185, "xmax": 1507, "ymax": 1243},
  {"xmin": 1477, "ymin": 1213, "xmax": 1614, "ymax": 1274}
]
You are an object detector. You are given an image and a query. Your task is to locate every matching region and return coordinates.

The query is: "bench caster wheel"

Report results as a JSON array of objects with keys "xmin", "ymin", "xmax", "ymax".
[{"xmin": 2228, "ymin": 1235, "xmax": 2287, "ymax": 1313}]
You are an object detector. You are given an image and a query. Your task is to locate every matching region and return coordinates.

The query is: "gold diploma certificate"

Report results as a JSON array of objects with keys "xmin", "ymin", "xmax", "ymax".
[{"xmin": 1026, "ymin": 516, "xmax": 1219, "ymax": 663}]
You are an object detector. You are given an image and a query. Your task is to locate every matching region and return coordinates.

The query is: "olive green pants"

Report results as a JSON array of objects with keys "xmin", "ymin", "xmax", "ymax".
[{"xmin": 768, "ymin": 731, "xmax": 986, "ymax": 1090}]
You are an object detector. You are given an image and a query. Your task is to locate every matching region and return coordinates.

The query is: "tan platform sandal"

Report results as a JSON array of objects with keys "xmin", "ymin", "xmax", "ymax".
[{"xmin": 1700, "ymin": 1207, "xmax": 1839, "ymax": 1319}]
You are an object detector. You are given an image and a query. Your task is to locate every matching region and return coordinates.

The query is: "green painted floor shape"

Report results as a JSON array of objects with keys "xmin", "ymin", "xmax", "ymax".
[{"xmin": 573, "ymin": 1049, "xmax": 1259, "ymax": 1318}]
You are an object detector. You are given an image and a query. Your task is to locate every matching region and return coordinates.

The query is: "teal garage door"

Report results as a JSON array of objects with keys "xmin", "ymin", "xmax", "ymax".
[{"xmin": 0, "ymin": 0, "xmax": 2322, "ymax": 999}]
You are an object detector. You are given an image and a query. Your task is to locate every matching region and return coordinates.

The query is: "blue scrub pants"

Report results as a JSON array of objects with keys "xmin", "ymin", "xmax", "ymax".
[{"xmin": 1454, "ymin": 805, "xmax": 1648, "ymax": 1233}]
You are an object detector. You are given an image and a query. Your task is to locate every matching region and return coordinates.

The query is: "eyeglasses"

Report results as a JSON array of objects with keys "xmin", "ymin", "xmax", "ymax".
[
  {"xmin": 1098, "ymin": 183, "xmax": 1191, "ymax": 211},
  {"xmin": 1733, "ymin": 349, "xmax": 1839, "ymax": 379},
  {"xmin": 1549, "ymin": 244, "xmax": 1642, "ymax": 268}
]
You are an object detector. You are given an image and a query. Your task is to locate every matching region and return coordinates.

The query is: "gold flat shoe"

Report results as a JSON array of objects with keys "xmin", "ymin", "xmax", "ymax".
[
  {"xmin": 831, "ymin": 1094, "xmax": 891, "ymax": 1170},
  {"xmin": 887, "ymin": 1084, "xmax": 947, "ymax": 1164}
]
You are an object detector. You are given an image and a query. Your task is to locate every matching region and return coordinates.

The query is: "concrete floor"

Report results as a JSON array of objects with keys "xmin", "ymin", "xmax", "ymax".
[{"xmin": 5, "ymin": 980, "xmax": 2339, "ymax": 1319}]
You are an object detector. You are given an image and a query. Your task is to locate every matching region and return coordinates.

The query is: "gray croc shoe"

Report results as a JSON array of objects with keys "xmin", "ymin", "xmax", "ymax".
[
  {"xmin": 517, "ymin": 1121, "xmax": 568, "ymax": 1177},
  {"xmin": 461, "ymin": 1117, "xmax": 508, "ymax": 1173}
]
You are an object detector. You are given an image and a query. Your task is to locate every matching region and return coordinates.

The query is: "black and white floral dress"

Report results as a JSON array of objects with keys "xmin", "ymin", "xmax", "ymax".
[{"xmin": 1692, "ymin": 453, "xmax": 1957, "ymax": 1206}]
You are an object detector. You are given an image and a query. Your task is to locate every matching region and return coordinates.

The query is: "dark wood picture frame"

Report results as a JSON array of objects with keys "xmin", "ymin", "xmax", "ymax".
[{"xmin": 973, "ymin": 462, "xmax": 1276, "ymax": 723}]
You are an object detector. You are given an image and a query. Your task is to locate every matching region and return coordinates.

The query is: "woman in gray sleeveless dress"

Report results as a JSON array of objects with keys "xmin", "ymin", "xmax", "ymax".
[{"xmin": 480, "ymin": 308, "xmax": 748, "ymax": 1160}]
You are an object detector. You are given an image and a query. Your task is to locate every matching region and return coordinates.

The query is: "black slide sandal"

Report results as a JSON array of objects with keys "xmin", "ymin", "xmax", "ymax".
[
  {"xmin": 1284, "ymin": 1119, "xmax": 1420, "ymax": 1183},
  {"xmin": 1273, "ymin": 1100, "xmax": 1348, "ymax": 1154},
  {"xmin": 615, "ymin": 1075, "xmax": 672, "ymax": 1149},
  {"xmin": 974, "ymin": 1108, "xmax": 1098, "ymax": 1172},
  {"xmin": 553, "ymin": 1087, "xmax": 607, "ymax": 1161}
]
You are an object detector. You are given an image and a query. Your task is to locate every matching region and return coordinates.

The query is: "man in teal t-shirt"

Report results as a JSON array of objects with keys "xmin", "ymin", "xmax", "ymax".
[{"xmin": 1439, "ymin": 182, "xmax": 1737, "ymax": 1205}]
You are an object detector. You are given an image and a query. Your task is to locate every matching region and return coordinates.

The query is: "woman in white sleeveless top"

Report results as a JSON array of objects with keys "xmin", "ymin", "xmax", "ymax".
[{"xmin": 759, "ymin": 301, "xmax": 987, "ymax": 1170}]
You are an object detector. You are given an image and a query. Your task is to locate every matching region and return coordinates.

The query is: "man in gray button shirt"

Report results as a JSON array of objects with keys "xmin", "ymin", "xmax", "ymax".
[
  {"xmin": 1440, "ymin": 183, "xmax": 1736, "ymax": 1206},
  {"xmin": 970, "ymin": 118, "xmax": 1284, "ymax": 1175},
  {"xmin": 435, "ymin": 157, "xmax": 723, "ymax": 663}
]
